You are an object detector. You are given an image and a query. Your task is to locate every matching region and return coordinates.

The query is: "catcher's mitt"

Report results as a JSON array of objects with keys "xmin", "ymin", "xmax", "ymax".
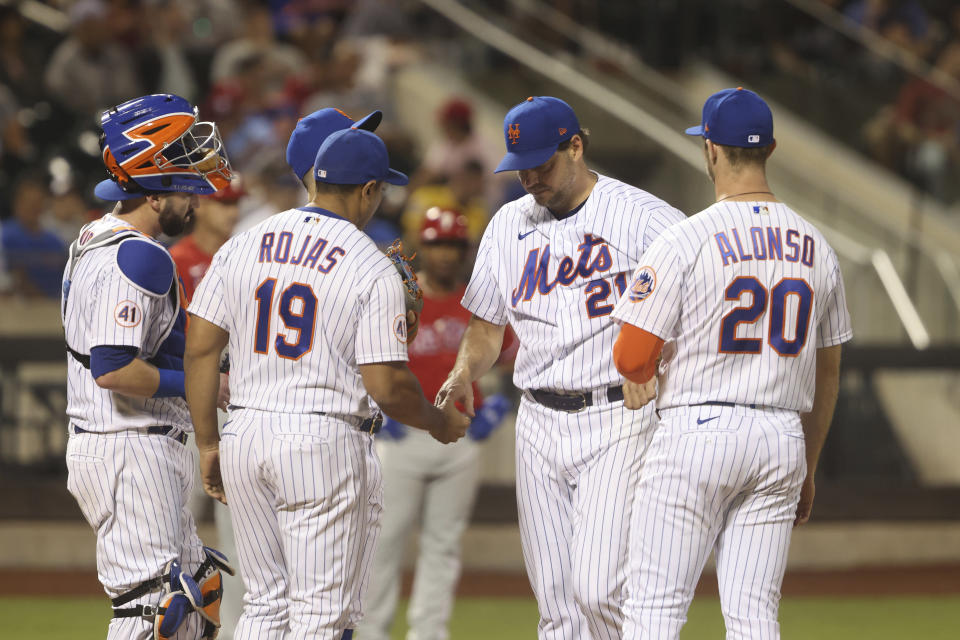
[{"xmin": 385, "ymin": 240, "xmax": 424, "ymax": 315}]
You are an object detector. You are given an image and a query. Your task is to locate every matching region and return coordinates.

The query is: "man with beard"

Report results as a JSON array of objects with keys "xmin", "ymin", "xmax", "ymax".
[
  {"xmin": 61, "ymin": 94, "xmax": 235, "ymax": 640},
  {"xmin": 437, "ymin": 96, "xmax": 686, "ymax": 640}
]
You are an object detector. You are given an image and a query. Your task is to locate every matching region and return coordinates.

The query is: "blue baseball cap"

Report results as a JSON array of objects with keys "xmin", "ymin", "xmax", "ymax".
[
  {"xmin": 494, "ymin": 96, "xmax": 580, "ymax": 173},
  {"xmin": 685, "ymin": 87, "xmax": 774, "ymax": 148},
  {"xmin": 314, "ymin": 128, "xmax": 408, "ymax": 186},
  {"xmin": 286, "ymin": 108, "xmax": 382, "ymax": 179}
]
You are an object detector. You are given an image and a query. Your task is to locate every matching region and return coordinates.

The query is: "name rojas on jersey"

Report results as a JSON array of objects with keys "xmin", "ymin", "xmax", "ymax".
[
  {"xmin": 188, "ymin": 207, "xmax": 409, "ymax": 419},
  {"xmin": 463, "ymin": 174, "xmax": 686, "ymax": 392}
]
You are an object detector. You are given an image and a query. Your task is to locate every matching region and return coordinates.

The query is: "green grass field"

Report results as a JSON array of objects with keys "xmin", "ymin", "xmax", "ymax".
[{"xmin": 4, "ymin": 595, "xmax": 959, "ymax": 638}]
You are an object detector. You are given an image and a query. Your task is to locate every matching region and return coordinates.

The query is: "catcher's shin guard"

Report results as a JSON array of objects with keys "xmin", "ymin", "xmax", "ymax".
[
  {"xmin": 154, "ymin": 592, "xmax": 193, "ymax": 640},
  {"xmin": 192, "ymin": 546, "xmax": 236, "ymax": 628}
]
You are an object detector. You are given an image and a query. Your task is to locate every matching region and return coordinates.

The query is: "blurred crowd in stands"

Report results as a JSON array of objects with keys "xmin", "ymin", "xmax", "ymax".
[
  {"xmin": 2, "ymin": 0, "xmax": 958, "ymax": 300},
  {"xmin": 0, "ymin": 0, "xmax": 513, "ymax": 300},
  {"xmin": 699, "ymin": 0, "xmax": 960, "ymax": 204}
]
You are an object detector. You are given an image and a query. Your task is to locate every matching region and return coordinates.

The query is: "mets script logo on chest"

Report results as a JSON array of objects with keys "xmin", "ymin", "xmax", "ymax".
[{"xmin": 511, "ymin": 234, "xmax": 613, "ymax": 306}]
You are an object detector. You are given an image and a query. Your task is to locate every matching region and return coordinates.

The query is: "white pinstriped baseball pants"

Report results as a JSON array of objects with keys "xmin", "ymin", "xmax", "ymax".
[
  {"xmin": 622, "ymin": 405, "xmax": 806, "ymax": 640},
  {"xmin": 359, "ymin": 430, "xmax": 481, "ymax": 640},
  {"xmin": 66, "ymin": 429, "xmax": 207, "ymax": 640},
  {"xmin": 219, "ymin": 409, "xmax": 383, "ymax": 640},
  {"xmin": 516, "ymin": 395, "xmax": 655, "ymax": 640}
]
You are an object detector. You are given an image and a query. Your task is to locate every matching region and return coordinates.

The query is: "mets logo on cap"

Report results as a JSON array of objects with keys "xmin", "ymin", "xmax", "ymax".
[
  {"xmin": 628, "ymin": 266, "xmax": 656, "ymax": 302},
  {"xmin": 508, "ymin": 124, "xmax": 520, "ymax": 144}
]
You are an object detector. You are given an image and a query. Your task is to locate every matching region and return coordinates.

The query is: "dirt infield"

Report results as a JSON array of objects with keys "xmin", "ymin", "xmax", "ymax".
[{"xmin": 2, "ymin": 565, "xmax": 958, "ymax": 597}]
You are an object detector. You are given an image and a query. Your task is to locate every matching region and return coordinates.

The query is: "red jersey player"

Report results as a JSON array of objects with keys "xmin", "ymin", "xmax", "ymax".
[
  {"xmin": 358, "ymin": 208, "xmax": 515, "ymax": 640},
  {"xmin": 170, "ymin": 179, "xmax": 243, "ymax": 302}
]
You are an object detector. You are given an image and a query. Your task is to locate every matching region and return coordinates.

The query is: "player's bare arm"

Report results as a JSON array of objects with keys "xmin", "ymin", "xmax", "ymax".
[
  {"xmin": 185, "ymin": 315, "xmax": 230, "ymax": 504},
  {"xmin": 435, "ymin": 315, "xmax": 507, "ymax": 417},
  {"xmin": 360, "ymin": 361, "xmax": 470, "ymax": 443},
  {"xmin": 795, "ymin": 343, "xmax": 843, "ymax": 527},
  {"xmin": 94, "ymin": 358, "xmax": 164, "ymax": 398}
]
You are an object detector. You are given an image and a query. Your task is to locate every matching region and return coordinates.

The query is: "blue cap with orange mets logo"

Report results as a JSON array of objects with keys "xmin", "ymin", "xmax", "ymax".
[{"xmin": 494, "ymin": 96, "xmax": 581, "ymax": 173}]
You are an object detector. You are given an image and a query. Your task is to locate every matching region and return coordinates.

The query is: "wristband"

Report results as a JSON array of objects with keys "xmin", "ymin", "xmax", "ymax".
[{"xmin": 154, "ymin": 368, "xmax": 186, "ymax": 398}]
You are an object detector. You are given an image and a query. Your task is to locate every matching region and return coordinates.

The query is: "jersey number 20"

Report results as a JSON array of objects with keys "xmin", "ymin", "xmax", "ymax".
[
  {"xmin": 719, "ymin": 276, "xmax": 812, "ymax": 357},
  {"xmin": 253, "ymin": 279, "xmax": 317, "ymax": 360}
]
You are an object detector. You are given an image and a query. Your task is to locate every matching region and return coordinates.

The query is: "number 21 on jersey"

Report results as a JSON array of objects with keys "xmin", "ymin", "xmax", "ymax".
[{"xmin": 719, "ymin": 276, "xmax": 812, "ymax": 357}]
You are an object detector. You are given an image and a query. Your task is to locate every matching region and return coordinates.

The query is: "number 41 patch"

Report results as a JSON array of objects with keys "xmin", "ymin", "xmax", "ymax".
[
  {"xmin": 114, "ymin": 300, "xmax": 143, "ymax": 328},
  {"xmin": 393, "ymin": 313, "xmax": 408, "ymax": 344}
]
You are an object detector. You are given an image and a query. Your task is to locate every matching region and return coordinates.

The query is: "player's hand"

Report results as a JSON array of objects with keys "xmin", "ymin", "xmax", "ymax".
[
  {"xmin": 217, "ymin": 373, "xmax": 230, "ymax": 411},
  {"xmin": 794, "ymin": 474, "xmax": 815, "ymax": 527},
  {"xmin": 431, "ymin": 397, "xmax": 470, "ymax": 444},
  {"xmin": 623, "ymin": 377, "xmax": 657, "ymax": 410},
  {"xmin": 199, "ymin": 445, "xmax": 227, "ymax": 505},
  {"xmin": 406, "ymin": 309, "xmax": 420, "ymax": 344},
  {"xmin": 435, "ymin": 371, "xmax": 475, "ymax": 417}
]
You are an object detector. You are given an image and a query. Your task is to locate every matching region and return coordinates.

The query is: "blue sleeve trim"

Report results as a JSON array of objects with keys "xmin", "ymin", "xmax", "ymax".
[
  {"xmin": 154, "ymin": 368, "xmax": 186, "ymax": 398},
  {"xmin": 117, "ymin": 239, "xmax": 174, "ymax": 296},
  {"xmin": 90, "ymin": 345, "xmax": 139, "ymax": 378}
]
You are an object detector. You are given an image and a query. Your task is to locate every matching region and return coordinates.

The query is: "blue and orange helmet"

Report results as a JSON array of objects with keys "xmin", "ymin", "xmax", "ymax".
[{"xmin": 94, "ymin": 94, "xmax": 233, "ymax": 201}]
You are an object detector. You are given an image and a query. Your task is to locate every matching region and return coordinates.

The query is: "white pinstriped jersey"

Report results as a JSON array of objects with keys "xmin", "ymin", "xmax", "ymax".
[
  {"xmin": 62, "ymin": 214, "xmax": 190, "ymax": 432},
  {"xmin": 611, "ymin": 201, "xmax": 853, "ymax": 412},
  {"xmin": 462, "ymin": 174, "xmax": 685, "ymax": 392},
  {"xmin": 189, "ymin": 206, "xmax": 408, "ymax": 419}
]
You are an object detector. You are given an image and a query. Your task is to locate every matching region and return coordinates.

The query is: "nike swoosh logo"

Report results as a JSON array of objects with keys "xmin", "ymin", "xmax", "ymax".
[
  {"xmin": 518, "ymin": 229, "xmax": 536, "ymax": 240},
  {"xmin": 696, "ymin": 416, "xmax": 720, "ymax": 425}
]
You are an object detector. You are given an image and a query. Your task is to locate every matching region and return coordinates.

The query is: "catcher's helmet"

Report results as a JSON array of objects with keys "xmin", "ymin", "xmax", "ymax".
[
  {"xmin": 420, "ymin": 207, "xmax": 469, "ymax": 244},
  {"xmin": 94, "ymin": 94, "xmax": 233, "ymax": 201},
  {"xmin": 206, "ymin": 175, "xmax": 245, "ymax": 203}
]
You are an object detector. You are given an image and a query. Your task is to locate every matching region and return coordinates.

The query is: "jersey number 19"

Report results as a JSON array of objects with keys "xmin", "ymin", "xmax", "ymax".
[{"xmin": 253, "ymin": 279, "xmax": 317, "ymax": 360}]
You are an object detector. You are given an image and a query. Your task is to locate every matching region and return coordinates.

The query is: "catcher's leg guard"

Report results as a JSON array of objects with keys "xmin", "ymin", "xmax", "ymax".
[
  {"xmin": 200, "ymin": 546, "xmax": 236, "ymax": 576},
  {"xmin": 192, "ymin": 546, "xmax": 236, "ymax": 627},
  {"xmin": 155, "ymin": 592, "xmax": 194, "ymax": 640}
]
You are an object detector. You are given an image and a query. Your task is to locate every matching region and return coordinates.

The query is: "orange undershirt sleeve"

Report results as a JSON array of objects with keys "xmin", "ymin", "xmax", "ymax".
[{"xmin": 613, "ymin": 323, "xmax": 665, "ymax": 384}]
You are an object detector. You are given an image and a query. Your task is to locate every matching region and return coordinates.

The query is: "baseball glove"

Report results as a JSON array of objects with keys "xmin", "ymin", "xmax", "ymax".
[{"xmin": 385, "ymin": 240, "xmax": 424, "ymax": 315}]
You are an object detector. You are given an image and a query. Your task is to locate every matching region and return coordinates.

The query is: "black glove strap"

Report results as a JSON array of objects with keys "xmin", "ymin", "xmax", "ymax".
[{"xmin": 111, "ymin": 575, "xmax": 165, "ymax": 607}]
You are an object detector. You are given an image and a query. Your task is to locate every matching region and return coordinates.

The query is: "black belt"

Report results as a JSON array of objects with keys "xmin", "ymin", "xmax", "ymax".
[
  {"xmin": 527, "ymin": 385, "xmax": 624, "ymax": 413},
  {"xmin": 691, "ymin": 401, "xmax": 759, "ymax": 409},
  {"xmin": 314, "ymin": 412, "xmax": 383, "ymax": 434},
  {"xmin": 362, "ymin": 414, "xmax": 383, "ymax": 434},
  {"xmin": 72, "ymin": 424, "xmax": 188, "ymax": 445}
]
